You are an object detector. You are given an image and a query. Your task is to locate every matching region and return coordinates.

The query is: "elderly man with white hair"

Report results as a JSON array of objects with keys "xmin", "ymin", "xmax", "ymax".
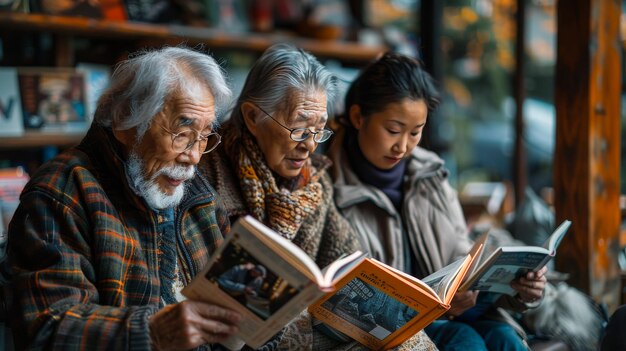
[{"xmin": 5, "ymin": 46, "xmax": 249, "ymax": 350}]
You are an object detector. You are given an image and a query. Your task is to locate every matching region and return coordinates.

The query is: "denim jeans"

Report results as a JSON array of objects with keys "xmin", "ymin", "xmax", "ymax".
[
  {"xmin": 601, "ymin": 304, "xmax": 626, "ymax": 350},
  {"xmin": 471, "ymin": 319, "xmax": 528, "ymax": 351},
  {"xmin": 425, "ymin": 320, "xmax": 487, "ymax": 351},
  {"xmin": 425, "ymin": 319, "xmax": 527, "ymax": 351}
]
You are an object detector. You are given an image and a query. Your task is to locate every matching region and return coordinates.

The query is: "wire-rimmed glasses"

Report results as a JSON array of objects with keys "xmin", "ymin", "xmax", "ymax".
[
  {"xmin": 256, "ymin": 105, "xmax": 334, "ymax": 143},
  {"xmin": 159, "ymin": 125, "xmax": 221, "ymax": 154}
]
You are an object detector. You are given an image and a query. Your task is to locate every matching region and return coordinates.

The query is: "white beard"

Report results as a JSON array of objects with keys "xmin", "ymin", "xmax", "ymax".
[{"xmin": 126, "ymin": 152, "xmax": 196, "ymax": 210}]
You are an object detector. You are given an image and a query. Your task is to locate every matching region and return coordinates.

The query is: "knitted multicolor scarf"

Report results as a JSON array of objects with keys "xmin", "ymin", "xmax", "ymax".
[{"xmin": 236, "ymin": 131, "xmax": 323, "ymax": 240}]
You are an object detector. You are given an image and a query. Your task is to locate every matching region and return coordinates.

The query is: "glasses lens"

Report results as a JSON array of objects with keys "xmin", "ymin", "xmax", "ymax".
[
  {"xmin": 290, "ymin": 128, "xmax": 309, "ymax": 142},
  {"xmin": 314, "ymin": 129, "xmax": 334, "ymax": 143},
  {"xmin": 202, "ymin": 133, "xmax": 222, "ymax": 154},
  {"xmin": 172, "ymin": 130, "xmax": 192, "ymax": 153}
]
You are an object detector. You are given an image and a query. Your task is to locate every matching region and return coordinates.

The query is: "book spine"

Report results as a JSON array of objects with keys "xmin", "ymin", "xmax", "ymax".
[{"xmin": 534, "ymin": 254, "xmax": 552, "ymax": 272}]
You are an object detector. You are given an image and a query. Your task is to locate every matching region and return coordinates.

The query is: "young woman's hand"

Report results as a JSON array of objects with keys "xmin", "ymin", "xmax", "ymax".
[
  {"xmin": 511, "ymin": 265, "xmax": 548, "ymax": 303},
  {"xmin": 447, "ymin": 290, "xmax": 479, "ymax": 318}
]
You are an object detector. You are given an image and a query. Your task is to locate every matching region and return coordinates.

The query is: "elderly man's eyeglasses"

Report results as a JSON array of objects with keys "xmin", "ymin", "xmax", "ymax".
[
  {"xmin": 256, "ymin": 105, "xmax": 334, "ymax": 143},
  {"xmin": 160, "ymin": 125, "xmax": 221, "ymax": 154}
]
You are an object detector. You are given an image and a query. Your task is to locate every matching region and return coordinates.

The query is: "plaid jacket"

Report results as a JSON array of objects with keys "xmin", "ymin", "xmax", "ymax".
[{"xmin": 7, "ymin": 124, "xmax": 229, "ymax": 350}]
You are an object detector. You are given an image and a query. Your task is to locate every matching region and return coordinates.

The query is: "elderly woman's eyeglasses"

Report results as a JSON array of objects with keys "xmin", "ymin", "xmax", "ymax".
[
  {"xmin": 256, "ymin": 105, "xmax": 334, "ymax": 143},
  {"xmin": 160, "ymin": 125, "xmax": 222, "ymax": 154}
]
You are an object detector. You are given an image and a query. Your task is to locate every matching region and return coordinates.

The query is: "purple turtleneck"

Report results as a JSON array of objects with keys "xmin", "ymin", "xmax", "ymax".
[{"xmin": 345, "ymin": 133, "xmax": 407, "ymax": 211}]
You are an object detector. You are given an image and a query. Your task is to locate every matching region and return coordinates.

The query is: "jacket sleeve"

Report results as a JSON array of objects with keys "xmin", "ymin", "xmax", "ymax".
[
  {"xmin": 7, "ymin": 190, "xmax": 158, "ymax": 350},
  {"xmin": 315, "ymin": 174, "xmax": 363, "ymax": 268},
  {"xmin": 440, "ymin": 178, "xmax": 473, "ymax": 261}
]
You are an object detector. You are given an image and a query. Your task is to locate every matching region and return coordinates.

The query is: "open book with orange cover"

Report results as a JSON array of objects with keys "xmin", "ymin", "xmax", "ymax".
[
  {"xmin": 182, "ymin": 215, "xmax": 484, "ymax": 350},
  {"xmin": 308, "ymin": 236, "xmax": 485, "ymax": 351}
]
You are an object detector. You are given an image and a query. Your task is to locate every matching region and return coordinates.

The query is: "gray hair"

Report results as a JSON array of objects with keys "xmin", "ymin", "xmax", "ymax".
[
  {"xmin": 226, "ymin": 43, "xmax": 338, "ymax": 133},
  {"xmin": 95, "ymin": 46, "xmax": 231, "ymax": 138}
]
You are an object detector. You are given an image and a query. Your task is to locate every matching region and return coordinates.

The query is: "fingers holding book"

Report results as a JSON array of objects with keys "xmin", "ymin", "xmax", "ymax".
[
  {"xmin": 511, "ymin": 266, "xmax": 548, "ymax": 303},
  {"xmin": 149, "ymin": 300, "xmax": 242, "ymax": 350},
  {"xmin": 448, "ymin": 290, "xmax": 480, "ymax": 317}
]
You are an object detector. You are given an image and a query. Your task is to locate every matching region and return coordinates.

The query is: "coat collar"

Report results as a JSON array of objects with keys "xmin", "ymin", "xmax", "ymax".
[{"xmin": 329, "ymin": 126, "xmax": 447, "ymax": 214}]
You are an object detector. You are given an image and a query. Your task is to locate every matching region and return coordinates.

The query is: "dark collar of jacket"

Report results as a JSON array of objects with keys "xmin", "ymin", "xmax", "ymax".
[{"xmin": 328, "ymin": 126, "xmax": 448, "ymax": 215}]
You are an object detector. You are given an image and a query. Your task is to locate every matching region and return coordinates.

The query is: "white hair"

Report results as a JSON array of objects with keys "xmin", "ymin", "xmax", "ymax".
[
  {"xmin": 226, "ymin": 43, "xmax": 338, "ymax": 133},
  {"xmin": 95, "ymin": 46, "xmax": 231, "ymax": 138},
  {"xmin": 126, "ymin": 151, "xmax": 196, "ymax": 209}
]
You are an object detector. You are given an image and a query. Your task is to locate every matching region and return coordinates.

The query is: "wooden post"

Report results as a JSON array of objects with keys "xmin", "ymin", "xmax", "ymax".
[
  {"xmin": 554, "ymin": 0, "xmax": 621, "ymax": 311},
  {"xmin": 513, "ymin": 0, "xmax": 527, "ymax": 205},
  {"xmin": 419, "ymin": 0, "xmax": 445, "ymax": 153},
  {"xmin": 420, "ymin": 0, "xmax": 443, "ymax": 82}
]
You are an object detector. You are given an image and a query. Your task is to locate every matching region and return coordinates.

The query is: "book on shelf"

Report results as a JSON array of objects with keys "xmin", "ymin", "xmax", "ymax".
[
  {"xmin": 203, "ymin": 0, "xmax": 249, "ymax": 32},
  {"xmin": 100, "ymin": 0, "xmax": 127, "ymax": 21},
  {"xmin": 76, "ymin": 63, "xmax": 111, "ymax": 122},
  {"xmin": 459, "ymin": 219, "xmax": 572, "ymax": 295},
  {"xmin": 0, "ymin": 167, "xmax": 29, "ymax": 234},
  {"xmin": 0, "ymin": 67, "xmax": 24, "ymax": 137},
  {"xmin": 38, "ymin": 0, "xmax": 127, "ymax": 20},
  {"xmin": 182, "ymin": 215, "xmax": 484, "ymax": 350},
  {"xmin": 124, "ymin": 0, "xmax": 176, "ymax": 23},
  {"xmin": 0, "ymin": 0, "xmax": 25, "ymax": 12},
  {"xmin": 17, "ymin": 67, "xmax": 90, "ymax": 133}
]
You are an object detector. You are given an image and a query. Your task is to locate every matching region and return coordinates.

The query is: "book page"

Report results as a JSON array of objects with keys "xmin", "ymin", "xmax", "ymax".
[
  {"xmin": 421, "ymin": 256, "xmax": 470, "ymax": 302},
  {"xmin": 182, "ymin": 217, "xmax": 330, "ymax": 348},
  {"xmin": 323, "ymin": 251, "xmax": 367, "ymax": 287},
  {"xmin": 369, "ymin": 260, "xmax": 439, "ymax": 301},
  {"xmin": 0, "ymin": 68, "xmax": 24, "ymax": 137},
  {"xmin": 464, "ymin": 231, "xmax": 490, "ymax": 280},
  {"xmin": 424, "ymin": 237, "xmax": 484, "ymax": 303},
  {"xmin": 237, "ymin": 216, "xmax": 326, "ymax": 286},
  {"xmin": 309, "ymin": 259, "xmax": 447, "ymax": 350},
  {"xmin": 543, "ymin": 219, "xmax": 572, "ymax": 254},
  {"xmin": 463, "ymin": 247, "xmax": 550, "ymax": 295}
]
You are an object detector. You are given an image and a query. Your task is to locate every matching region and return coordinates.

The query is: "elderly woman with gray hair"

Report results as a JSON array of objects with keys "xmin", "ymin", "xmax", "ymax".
[{"xmin": 200, "ymin": 43, "xmax": 437, "ymax": 350}]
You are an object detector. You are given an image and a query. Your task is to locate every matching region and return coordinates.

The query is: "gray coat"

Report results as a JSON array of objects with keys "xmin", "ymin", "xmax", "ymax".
[
  {"xmin": 328, "ymin": 132, "xmax": 471, "ymax": 277},
  {"xmin": 328, "ymin": 130, "xmax": 531, "ymax": 314}
]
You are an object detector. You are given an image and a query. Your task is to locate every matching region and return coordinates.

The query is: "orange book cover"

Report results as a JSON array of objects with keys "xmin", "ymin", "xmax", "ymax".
[
  {"xmin": 182, "ymin": 215, "xmax": 481, "ymax": 350},
  {"xmin": 309, "ymin": 252, "xmax": 478, "ymax": 351}
]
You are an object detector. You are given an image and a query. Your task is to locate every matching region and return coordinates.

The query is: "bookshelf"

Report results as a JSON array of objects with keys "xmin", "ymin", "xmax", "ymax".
[
  {"xmin": 0, "ymin": 131, "xmax": 84, "ymax": 149},
  {"xmin": 0, "ymin": 12, "xmax": 385, "ymax": 63},
  {"xmin": 0, "ymin": 12, "xmax": 386, "ymax": 149}
]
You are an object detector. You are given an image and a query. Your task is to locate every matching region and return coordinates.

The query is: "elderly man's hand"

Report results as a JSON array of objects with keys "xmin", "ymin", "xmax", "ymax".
[
  {"xmin": 510, "ymin": 266, "xmax": 548, "ymax": 303},
  {"xmin": 447, "ymin": 290, "xmax": 479, "ymax": 318},
  {"xmin": 149, "ymin": 300, "xmax": 241, "ymax": 350}
]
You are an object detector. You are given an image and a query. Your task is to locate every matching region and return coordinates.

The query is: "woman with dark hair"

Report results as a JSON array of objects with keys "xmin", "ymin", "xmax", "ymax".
[
  {"xmin": 200, "ymin": 44, "xmax": 436, "ymax": 350},
  {"xmin": 328, "ymin": 52, "xmax": 547, "ymax": 351}
]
